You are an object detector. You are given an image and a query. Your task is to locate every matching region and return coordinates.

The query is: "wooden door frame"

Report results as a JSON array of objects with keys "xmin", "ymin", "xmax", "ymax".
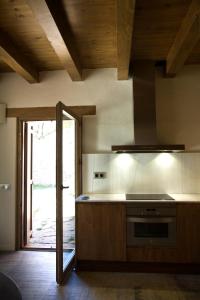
[
  {"xmin": 23, "ymin": 122, "xmax": 33, "ymax": 245},
  {"xmin": 15, "ymin": 108, "xmax": 83, "ymax": 251}
]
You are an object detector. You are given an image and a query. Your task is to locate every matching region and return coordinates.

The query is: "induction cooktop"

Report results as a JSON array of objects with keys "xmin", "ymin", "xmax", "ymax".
[{"xmin": 125, "ymin": 194, "xmax": 175, "ymax": 200}]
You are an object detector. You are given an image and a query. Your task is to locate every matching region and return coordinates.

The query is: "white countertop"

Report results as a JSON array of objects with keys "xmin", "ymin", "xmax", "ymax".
[{"xmin": 76, "ymin": 193, "xmax": 200, "ymax": 203}]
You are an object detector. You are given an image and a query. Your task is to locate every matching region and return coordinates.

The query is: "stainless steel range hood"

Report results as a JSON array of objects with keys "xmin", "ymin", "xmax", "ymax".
[{"xmin": 112, "ymin": 61, "xmax": 185, "ymax": 153}]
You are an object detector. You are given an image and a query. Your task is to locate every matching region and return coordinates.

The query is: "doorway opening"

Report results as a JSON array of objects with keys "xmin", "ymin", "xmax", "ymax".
[{"xmin": 21, "ymin": 120, "xmax": 75, "ymax": 255}]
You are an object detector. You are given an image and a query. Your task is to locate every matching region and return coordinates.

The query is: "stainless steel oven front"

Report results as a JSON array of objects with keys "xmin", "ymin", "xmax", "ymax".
[{"xmin": 127, "ymin": 203, "xmax": 176, "ymax": 247}]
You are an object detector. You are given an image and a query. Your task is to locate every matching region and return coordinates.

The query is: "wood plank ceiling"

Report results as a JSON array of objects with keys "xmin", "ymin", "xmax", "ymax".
[{"xmin": 0, "ymin": 0, "xmax": 199, "ymax": 82}]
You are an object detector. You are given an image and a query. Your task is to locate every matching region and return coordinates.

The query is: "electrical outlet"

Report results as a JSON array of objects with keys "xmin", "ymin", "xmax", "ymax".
[
  {"xmin": 0, "ymin": 184, "xmax": 10, "ymax": 190},
  {"xmin": 99, "ymin": 172, "xmax": 106, "ymax": 178},
  {"xmin": 94, "ymin": 172, "xmax": 99, "ymax": 179},
  {"xmin": 94, "ymin": 172, "xmax": 106, "ymax": 179}
]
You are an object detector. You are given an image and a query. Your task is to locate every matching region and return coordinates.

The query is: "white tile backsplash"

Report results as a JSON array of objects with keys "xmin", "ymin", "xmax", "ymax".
[
  {"xmin": 181, "ymin": 153, "xmax": 200, "ymax": 193},
  {"xmin": 82, "ymin": 153, "xmax": 200, "ymax": 194},
  {"xmin": 82, "ymin": 154, "xmax": 94, "ymax": 193}
]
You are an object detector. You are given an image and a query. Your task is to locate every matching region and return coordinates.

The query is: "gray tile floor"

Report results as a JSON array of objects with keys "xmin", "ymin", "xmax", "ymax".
[{"xmin": 0, "ymin": 251, "xmax": 200, "ymax": 300}]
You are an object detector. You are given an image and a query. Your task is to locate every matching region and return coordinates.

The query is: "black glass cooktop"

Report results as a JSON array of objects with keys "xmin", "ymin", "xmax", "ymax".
[{"xmin": 125, "ymin": 194, "xmax": 174, "ymax": 200}]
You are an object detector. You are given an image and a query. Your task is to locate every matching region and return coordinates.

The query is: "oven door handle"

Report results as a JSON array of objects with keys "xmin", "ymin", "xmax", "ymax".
[{"xmin": 127, "ymin": 217, "xmax": 175, "ymax": 223}]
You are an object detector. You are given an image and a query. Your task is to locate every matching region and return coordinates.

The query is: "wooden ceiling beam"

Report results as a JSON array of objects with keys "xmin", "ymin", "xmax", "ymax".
[
  {"xmin": 166, "ymin": 0, "xmax": 200, "ymax": 77},
  {"xmin": 117, "ymin": 0, "xmax": 135, "ymax": 80},
  {"xmin": 0, "ymin": 31, "xmax": 39, "ymax": 83},
  {"xmin": 27, "ymin": 0, "xmax": 82, "ymax": 81}
]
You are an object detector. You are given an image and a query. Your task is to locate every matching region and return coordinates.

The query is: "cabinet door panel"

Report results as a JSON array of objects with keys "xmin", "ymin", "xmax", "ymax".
[
  {"xmin": 76, "ymin": 203, "xmax": 126, "ymax": 261},
  {"xmin": 177, "ymin": 203, "xmax": 200, "ymax": 263},
  {"xmin": 127, "ymin": 246, "xmax": 178, "ymax": 263}
]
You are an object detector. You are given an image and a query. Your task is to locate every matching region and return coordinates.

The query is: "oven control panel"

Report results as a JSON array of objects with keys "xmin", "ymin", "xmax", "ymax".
[{"xmin": 127, "ymin": 206, "xmax": 176, "ymax": 217}]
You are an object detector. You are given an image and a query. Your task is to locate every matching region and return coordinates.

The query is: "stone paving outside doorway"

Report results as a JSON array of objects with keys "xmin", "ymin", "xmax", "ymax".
[{"xmin": 28, "ymin": 187, "xmax": 75, "ymax": 249}]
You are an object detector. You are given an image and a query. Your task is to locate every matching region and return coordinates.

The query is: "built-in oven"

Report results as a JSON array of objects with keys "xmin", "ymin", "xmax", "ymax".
[{"xmin": 127, "ymin": 203, "xmax": 176, "ymax": 247}]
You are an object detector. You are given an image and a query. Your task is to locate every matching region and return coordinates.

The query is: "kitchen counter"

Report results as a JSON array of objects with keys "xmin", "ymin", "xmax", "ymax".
[
  {"xmin": 76, "ymin": 193, "xmax": 200, "ymax": 203},
  {"xmin": 76, "ymin": 193, "xmax": 200, "ymax": 270}
]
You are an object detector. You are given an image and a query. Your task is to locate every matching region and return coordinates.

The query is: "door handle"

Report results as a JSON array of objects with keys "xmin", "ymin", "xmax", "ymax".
[{"xmin": 60, "ymin": 185, "xmax": 69, "ymax": 190}]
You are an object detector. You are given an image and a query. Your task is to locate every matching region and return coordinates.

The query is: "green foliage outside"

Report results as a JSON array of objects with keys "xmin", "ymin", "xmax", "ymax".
[{"xmin": 33, "ymin": 184, "xmax": 56, "ymax": 189}]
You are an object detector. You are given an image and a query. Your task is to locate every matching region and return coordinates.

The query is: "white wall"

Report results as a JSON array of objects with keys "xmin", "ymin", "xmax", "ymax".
[
  {"xmin": 0, "ymin": 69, "xmax": 133, "ymax": 152},
  {"xmin": 156, "ymin": 65, "xmax": 200, "ymax": 150},
  {"xmin": 1, "ymin": 65, "xmax": 200, "ymax": 250},
  {"xmin": 83, "ymin": 153, "xmax": 200, "ymax": 194},
  {"xmin": 0, "ymin": 119, "xmax": 16, "ymax": 250},
  {"xmin": 0, "ymin": 68, "xmax": 133, "ymax": 250}
]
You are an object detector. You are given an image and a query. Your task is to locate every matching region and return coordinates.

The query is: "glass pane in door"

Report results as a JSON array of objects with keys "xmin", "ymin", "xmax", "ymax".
[
  {"xmin": 56, "ymin": 102, "xmax": 80, "ymax": 284},
  {"xmin": 62, "ymin": 114, "xmax": 75, "ymax": 270}
]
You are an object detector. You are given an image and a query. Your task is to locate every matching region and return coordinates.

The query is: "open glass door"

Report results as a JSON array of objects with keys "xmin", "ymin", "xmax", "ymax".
[{"xmin": 56, "ymin": 101, "xmax": 81, "ymax": 284}]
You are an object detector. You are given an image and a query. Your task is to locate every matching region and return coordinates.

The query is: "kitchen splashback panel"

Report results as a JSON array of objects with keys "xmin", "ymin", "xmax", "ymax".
[{"xmin": 82, "ymin": 153, "xmax": 200, "ymax": 194}]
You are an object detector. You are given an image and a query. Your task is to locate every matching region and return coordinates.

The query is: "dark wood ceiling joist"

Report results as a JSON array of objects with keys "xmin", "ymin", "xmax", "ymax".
[
  {"xmin": 27, "ymin": 0, "xmax": 82, "ymax": 81},
  {"xmin": 0, "ymin": 30, "xmax": 39, "ymax": 83},
  {"xmin": 1, "ymin": 0, "xmax": 200, "ymax": 77},
  {"xmin": 166, "ymin": 0, "xmax": 200, "ymax": 77},
  {"xmin": 117, "ymin": 0, "xmax": 135, "ymax": 80}
]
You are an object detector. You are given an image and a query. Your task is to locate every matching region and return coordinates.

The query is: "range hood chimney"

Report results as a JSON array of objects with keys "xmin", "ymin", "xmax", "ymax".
[{"xmin": 112, "ymin": 61, "xmax": 185, "ymax": 153}]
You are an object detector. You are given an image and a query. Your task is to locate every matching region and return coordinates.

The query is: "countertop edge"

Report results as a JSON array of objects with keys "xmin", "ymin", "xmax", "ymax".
[{"xmin": 76, "ymin": 194, "xmax": 200, "ymax": 203}]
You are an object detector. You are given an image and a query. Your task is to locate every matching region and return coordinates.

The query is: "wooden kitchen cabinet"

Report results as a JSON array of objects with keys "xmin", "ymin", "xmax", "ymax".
[
  {"xmin": 76, "ymin": 202, "xmax": 200, "ymax": 265},
  {"xmin": 127, "ymin": 246, "xmax": 178, "ymax": 263},
  {"xmin": 76, "ymin": 203, "xmax": 126, "ymax": 261},
  {"xmin": 176, "ymin": 203, "xmax": 200, "ymax": 263},
  {"xmin": 127, "ymin": 203, "xmax": 200, "ymax": 264}
]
